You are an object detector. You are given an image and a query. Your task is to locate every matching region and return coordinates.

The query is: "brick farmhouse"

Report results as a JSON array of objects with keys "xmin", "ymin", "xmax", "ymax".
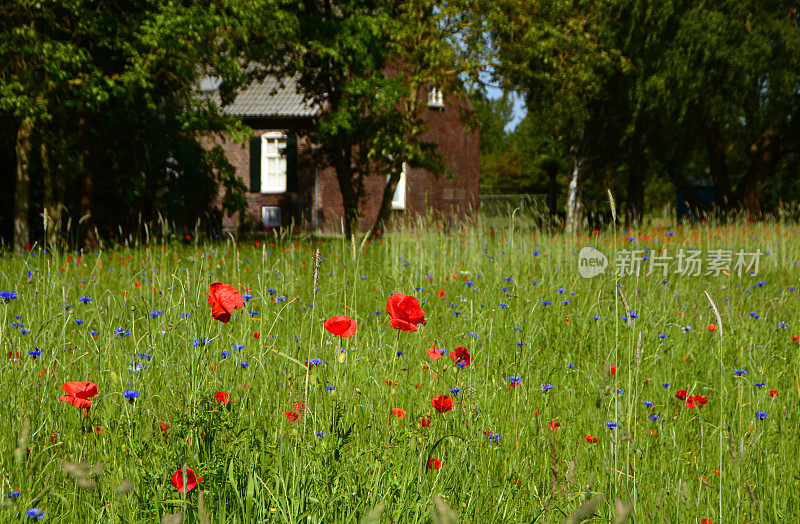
[{"xmin": 202, "ymin": 76, "xmax": 479, "ymax": 233}]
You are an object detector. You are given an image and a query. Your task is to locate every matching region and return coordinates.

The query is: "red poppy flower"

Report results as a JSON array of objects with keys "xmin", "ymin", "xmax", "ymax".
[
  {"xmin": 608, "ymin": 365, "xmax": 617, "ymax": 376},
  {"xmin": 707, "ymin": 323, "xmax": 717, "ymax": 332},
  {"xmin": 701, "ymin": 519, "xmax": 713, "ymax": 524},
  {"xmin": 253, "ymin": 332, "xmax": 260, "ymax": 339},
  {"xmin": 207, "ymin": 282, "xmax": 244, "ymax": 324},
  {"xmin": 548, "ymin": 420, "xmax": 561, "ymax": 430},
  {"xmin": 389, "ymin": 318, "xmax": 419, "ymax": 331},
  {"xmin": 159, "ymin": 422, "xmax": 171, "ymax": 437},
  {"xmin": 431, "ymin": 394, "xmax": 454, "ymax": 413},
  {"xmin": 691, "ymin": 395, "xmax": 708, "ymax": 406},
  {"xmin": 586, "ymin": 435, "xmax": 599, "ymax": 443},
  {"xmin": 384, "ymin": 379, "xmax": 396, "ymax": 386},
  {"xmin": 686, "ymin": 398, "xmax": 696, "ymax": 409},
  {"xmin": 390, "ymin": 408, "xmax": 407, "ymax": 419},
  {"xmin": 59, "ymin": 381, "xmax": 98, "ymax": 409},
  {"xmin": 324, "ymin": 315, "xmax": 357, "ymax": 337},
  {"xmin": 215, "ymin": 391, "xmax": 230, "ymax": 404},
  {"xmin": 675, "ymin": 389, "xmax": 688, "ymax": 401},
  {"xmin": 792, "ymin": 335, "xmax": 799, "ymax": 342},
  {"xmin": 437, "ymin": 290, "xmax": 446, "ymax": 298},
  {"xmin": 419, "ymin": 415, "xmax": 431, "ymax": 427},
  {"xmin": 171, "ymin": 468, "xmax": 203, "ymax": 493},
  {"xmin": 386, "ymin": 294, "xmax": 425, "ymax": 331},
  {"xmin": 769, "ymin": 389, "xmax": 778, "ymax": 397},
  {"xmin": 427, "ymin": 345, "xmax": 444, "ymax": 361},
  {"xmin": 285, "ymin": 411, "xmax": 301, "ymax": 422},
  {"xmin": 427, "ymin": 458, "xmax": 442, "ymax": 470},
  {"xmin": 449, "ymin": 346, "xmax": 471, "ymax": 367}
]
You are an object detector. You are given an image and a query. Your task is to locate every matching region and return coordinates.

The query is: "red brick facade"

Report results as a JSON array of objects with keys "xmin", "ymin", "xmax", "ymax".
[{"xmin": 208, "ymin": 94, "xmax": 479, "ymax": 233}]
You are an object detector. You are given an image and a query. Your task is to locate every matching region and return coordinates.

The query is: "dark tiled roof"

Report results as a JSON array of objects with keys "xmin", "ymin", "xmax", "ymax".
[{"xmin": 204, "ymin": 75, "xmax": 318, "ymax": 118}]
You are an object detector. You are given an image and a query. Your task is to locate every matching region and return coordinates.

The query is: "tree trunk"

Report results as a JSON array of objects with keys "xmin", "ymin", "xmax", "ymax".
[
  {"xmin": 335, "ymin": 142, "xmax": 360, "ymax": 238},
  {"xmin": 370, "ymin": 162, "xmax": 402, "ymax": 237},
  {"xmin": 706, "ymin": 122, "xmax": 732, "ymax": 213},
  {"xmin": 77, "ymin": 112, "xmax": 97, "ymax": 250},
  {"xmin": 41, "ymin": 140, "xmax": 63, "ymax": 251},
  {"xmin": 564, "ymin": 129, "xmax": 583, "ymax": 235},
  {"xmin": 735, "ymin": 127, "xmax": 780, "ymax": 219},
  {"xmin": 14, "ymin": 117, "xmax": 34, "ymax": 251}
]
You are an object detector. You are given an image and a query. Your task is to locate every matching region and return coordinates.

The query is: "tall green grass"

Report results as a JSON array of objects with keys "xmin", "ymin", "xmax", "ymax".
[{"xmin": 0, "ymin": 216, "xmax": 798, "ymax": 522}]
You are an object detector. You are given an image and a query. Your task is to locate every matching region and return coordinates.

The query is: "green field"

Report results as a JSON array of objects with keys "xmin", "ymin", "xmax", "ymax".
[{"xmin": 1, "ymin": 219, "xmax": 798, "ymax": 522}]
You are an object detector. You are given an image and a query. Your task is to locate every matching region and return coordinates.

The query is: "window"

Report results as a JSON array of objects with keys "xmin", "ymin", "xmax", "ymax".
[
  {"xmin": 261, "ymin": 206, "xmax": 281, "ymax": 228},
  {"xmin": 390, "ymin": 163, "xmax": 407, "ymax": 210},
  {"xmin": 427, "ymin": 86, "xmax": 444, "ymax": 108},
  {"xmin": 261, "ymin": 132, "xmax": 287, "ymax": 193}
]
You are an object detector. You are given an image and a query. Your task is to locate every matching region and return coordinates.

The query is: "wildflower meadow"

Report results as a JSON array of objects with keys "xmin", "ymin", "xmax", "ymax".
[{"xmin": 1, "ymin": 217, "xmax": 799, "ymax": 522}]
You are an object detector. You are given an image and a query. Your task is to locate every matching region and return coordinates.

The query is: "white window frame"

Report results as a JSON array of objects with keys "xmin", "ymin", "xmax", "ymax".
[
  {"xmin": 390, "ymin": 163, "xmax": 407, "ymax": 210},
  {"xmin": 427, "ymin": 86, "xmax": 444, "ymax": 108},
  {"xmin": 260, "ymin": 132, "xmax": 287, "ymax": 193},
  {"xmin": 261, "ymin": 206, "xmax": 281, "ymax": 228}
]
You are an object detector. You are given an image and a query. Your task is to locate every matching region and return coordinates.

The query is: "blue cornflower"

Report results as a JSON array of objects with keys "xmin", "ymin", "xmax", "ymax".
[
  {"xmin": 221, "ymin": 351, "xmax": 231, "ymax": 358},
  {"xmin": 778, "ymin": 321, "xmax": 788, "ymax": 329},
  {"xmin": 249, "ymin": 310, "xmax": 258, "ymax": 316},
  {"xmin": 749, "ymin": 312, "xmax": 760, "ymax": 319},
  {"xmin": 616, "ymin": 389, "xmax": 624, "ymax": 397},
  {"xmin": 275, "ymin": 296, "xmax": 287, "ymax": 302},
  {"xmin": 465, "ymin": 281, "xmax": 474, "ymax": 287},
  {"xmin": 79, "ymin": 296, "xmax": 92, "ymax": 303},
  {"xmin": 179, "ymin": 313, "xmax": 192, "ymax": 319},
  {"xmin": 240, "ymin": 362, "xmax": 250, "ymax": 369},
  {"xmin": 487, "ymin": 432, "xmax": 501, "ymax": 442},
  {"xmin": 192, "ymin": 338, "xmax": 210, "ymax": 347},
  {"xmin": 127, "ymin": 363, "xmax": 145, "ymax": 372},
  {"xmin": 243, "ymin": 294, "xmax": 253, "ymax": 301},
  {"xmin": 6, "ymin": 491, "xmax": 21, "ymax": 499},
  {"xmin": 541, "ymin": 384, "xmax": 554, "ymax": 392},
  {"xmin": 541, "ymin": 300, "xmax": 551, "ymax": 306},
  {"xmin": 456, "ymin": 361, "xmax": 467, "ymax": 368},
  {"xmin": 629, "ymin": 311, "xmax": 639, "ymax": 319},
  {"xmin": 266, "ymin": 288, "xmax": 277, "ymax": 294},
  {"xmin": 450, "ymin": 387, "xmax": 460, "ymax": 395},
  {"xmin": 374, "ymin": 310, "xmax": 382, "ymax": 315},
  {"xmin": 558, "ymin": 287, "xmax": 565, "ymax": 294},
  {"xmin": 26, "ymin": 508, "xmax": 45, "ymax": 520},
  {"xmin": 734, "ymin": 369, "xmax": 747, "ymax": 376},
  {"xmin": 19, "ymin": 328, "xmax": 29, "ymax": 334},
  {"xmin": 115, "ymin": 328, "xmax": 131, "ymax": 337},
  {"xmin": 755, "ymin": 412, "xmax": 768, "ymax": 420},
  {"xmin": 89, "ymin": 330, "xmax": 99, "ymax": 337},
  {"xmin": 682, "ymin": 326, "xmax": 692, "ymax": 333},
  {"xmin": 315, "ymin": 431, "xmax": 324, "ymax": 438},
  {"xmin": 63, "ymin": 304, "xmax": 72, "ymax": 310},
  {"xmin": 567, "ymin": 363, "xmax": 574, "ymax": 369},
  {"xmin": 396, "ymin": 351, "xmax": 404, "ymax": 357},
  {"xmin": 74, "ymin": 319, "xmax": 84, "ymax": 325},
  {"xmin": 504, "ymin": 276, "xmax": 514, "ymax": 282},
  {"xmin": 755, "ymin": 382, "xmax": 765, "ymax": 388},
  {"xmin": 648, "ymin": 415, "xmax": 660, "ymax": 421},
  {"xmin": 325, "ymin": 386, "xmax": 337, "ymax": 392},
  {"xmin": 453, "ymin": 311, "xmax": 461, "ymax": 317},
  {"xmin": 123, "ymin": 390, "xmax": 140, "ymax": 402},
  {"xmin": 137, "ymin": 353, "xmax": 153, "ymax": 360},
  {"xmin": 562, "ymin": 300, "xmax": 570, "ymax": 305},
  {"xmin": 306, "ymin": 358, "xmax": 322, "ymax": 366},
  {"xmin": 592, "ymin": 316, "xmax": 601, "ymax": 321},
  {"xmin": 231, "ymin": 345, "xmax": 245, "ymax": 351},
  {"xmin": 499, "ymin": 303, "xmax": 508, "ymax": 308},
  {"xmin": 662, "ymin": 383, "xmax": 670, "ymax": 388},
  {"xmin": 643, "ymin": 401, "xmax": 653, "ymax": 407},
  {"xmin": 149, "ymin": 310, "xmax": 163, "ymax": 318},
  {"xmin": 606, "ymin": 422, "xmax": 618, "ymax": 429},
  {"xmin": 0, "ymin": 291, "xmax": 18, "ymax": 301},
  {"xmin": 658, "ymin": 333, "xmax": 668, "ymax": 339},
  {"xmin": 532, "ymin": 252, "xmax": 540, "ymax": 256},
  {"xmin": 29, "ymin": 348, "xmax": 42, "ymax": 358},
  {"xmin": 508, "ymin": 376, "xmax": 522, "ymax": 384}
]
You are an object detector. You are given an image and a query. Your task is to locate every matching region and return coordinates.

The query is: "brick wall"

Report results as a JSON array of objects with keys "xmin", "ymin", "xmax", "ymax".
[{"xmin": 207, "ymin": 92, "xmax": 480, "ymax": 233}]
